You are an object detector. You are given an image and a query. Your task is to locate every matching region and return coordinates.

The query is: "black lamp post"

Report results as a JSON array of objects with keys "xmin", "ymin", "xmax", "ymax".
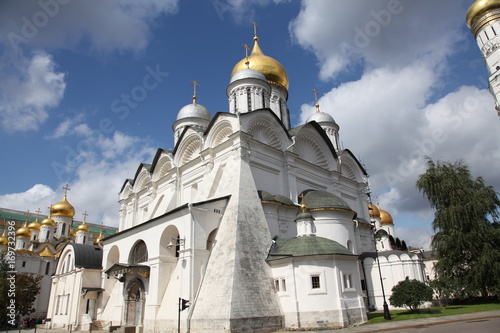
[{"xmin": 374, "ymin": 229, "xmax": 391, "ymax": 320}]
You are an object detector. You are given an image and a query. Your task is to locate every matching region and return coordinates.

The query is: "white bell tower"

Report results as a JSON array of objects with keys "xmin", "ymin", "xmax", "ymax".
[{"xmin": 467, "ymin": 0, "xmax": 500, "ymax": 115}]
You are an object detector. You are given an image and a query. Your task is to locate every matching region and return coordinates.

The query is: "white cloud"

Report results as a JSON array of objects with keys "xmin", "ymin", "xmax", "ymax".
[
  {"xmin": 395, "ymin": 226, "xmax": 432, "ymax": 250},
  {"xmin": 0, "ymin": 0, "xmax": 180, "ymax": 53},
  {"xmin": 0, "ymin": 52, "xmax": 66, "ymax": 132},
  {"xmin": 289, "ymin": 0, "xmax": 467, "ymax": 80},
  {"xmin": 0, "ymin": 184, "xmax": 57, "ymax": 213}
]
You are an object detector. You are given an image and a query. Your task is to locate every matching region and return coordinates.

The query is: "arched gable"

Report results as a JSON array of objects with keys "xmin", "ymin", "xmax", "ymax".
[
  {"xmin": 150, "ymin": 149, "xmax": 175, "ymax": 181},
  {"xmin": 292, "ymin": 124, "xmax": 337, "ymax": 170},
  {"xmin": 241, "ymin": 110, "xmax": 290, "ymax": 150},
  {"xmin": 133, "ymin": 164, "xmax": 152, "ymax": 193},
  {"xmin": 177, "ymin": 134, "xmax": 203, "ymax": 166},
  {"xmin": 205, "ymin": 120, "xmax": 234, "ymax": 148},
  {"xmin": 340, "ymin": 149, "xmax": 367, "ymax": 182}
]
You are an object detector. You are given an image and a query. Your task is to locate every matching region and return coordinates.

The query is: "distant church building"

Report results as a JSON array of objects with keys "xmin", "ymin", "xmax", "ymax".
[
  {"xmin": 45, "ymin": 30, "xmax": 426, "ymax": 332},
  {"xmin": 467, "ymin": 0, "xmax": 500, "ymax": 115},
  {"xmin": 0, "ymin": 192, "xmax": 116, "ymax": 319}
]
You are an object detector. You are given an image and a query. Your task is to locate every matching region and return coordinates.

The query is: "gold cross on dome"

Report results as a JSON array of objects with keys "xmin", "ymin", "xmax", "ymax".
[
  {"xmin": 82, "ymin": 210, "xmax": 88, "ymax": 222},
  {"xmin": 62, "ymin": 184, "xmax": 71, "ymax": 195},
  {"xmin": 24, "ymin": 210, "xmax": 31, "ymax": 222},
  {"xmin": 299, "ymin": 193, "xmax": 305, "ymax": 204},
  {"xmin": 312, "ymin": 89, "xmax": 320, "ymax": 113},
  {"xmin": 190, "ymin": 80, "xmax": 199, "ymax": 104},
  {"xmin": 35, "ymin": 208, "xmax": 42, "ymax": 220}
]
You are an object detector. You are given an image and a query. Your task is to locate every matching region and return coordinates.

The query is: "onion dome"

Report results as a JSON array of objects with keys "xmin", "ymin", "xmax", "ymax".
[
  {"xmin": 28, "ymin": 219, "xmax": 41, "ymax": 231},
  {"xmin": 466, "ymin": 0, "xmax": 500, "ymax": 29},
  {"xmin": 94, "ymin": 232, "xmax": 104, "ymax": 245},
  {"xmin": 16, "ymin": 222, "xmax": 32, "ymax": 238},
  {"xmin": 51, "ymin": 195, "xmax": 75, "ymax": 218},
  {"xmin": 368, "ymin": 203, "xmax": 380, "ymax": 219},
  {"xmin": 231, "ymin": 36, "xmax": 289, "ymax": 89},
  {"xmin": 0, "ymin": 229, "xmax": 8, "ymax": 246},
  {"xmin": 41, "ymin": 215, "xmax": 56, "ymax": 227},
  {"xmin": 70, "ymin": 228, "xmax": 76, "ymax": 237},
  {"xmin": 379, "ymin": 208, "xmax": 394, "ymax": 225},
  {"xmin": 77, "ymin": 221, "xmax": 90, "ymax": 232}
]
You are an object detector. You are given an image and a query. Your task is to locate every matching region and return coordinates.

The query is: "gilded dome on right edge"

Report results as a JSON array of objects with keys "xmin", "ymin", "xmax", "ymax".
[{"xmin": 466, "ymin": 0, "xmax": 500, "ymax": 28}]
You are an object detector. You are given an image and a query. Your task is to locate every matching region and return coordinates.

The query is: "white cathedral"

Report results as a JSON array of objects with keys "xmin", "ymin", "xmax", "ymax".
[{"xmin": 45, "ymin": 31, "xmax": 426, "ymax": 333}]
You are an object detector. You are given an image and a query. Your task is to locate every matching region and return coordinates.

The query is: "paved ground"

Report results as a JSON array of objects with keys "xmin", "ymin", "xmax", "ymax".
[
  {"xmin": 273, "ymin": 309, "xmax": 500, "ymax": 332},
  {"xmin": 2, "ymin": 310, "xmax": 499, "ymax": 333}
]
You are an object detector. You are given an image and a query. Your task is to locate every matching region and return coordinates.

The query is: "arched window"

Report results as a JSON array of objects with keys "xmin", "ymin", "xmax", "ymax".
[{"xmin": 130, "ymin": 241, "xmax": 148, "ymax": 264}]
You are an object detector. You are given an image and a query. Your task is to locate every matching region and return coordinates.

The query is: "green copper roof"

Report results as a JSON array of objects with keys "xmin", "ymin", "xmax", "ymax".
[
  {"xmin": 266, "ymin": 236, "xmax": 354, "ymax": 261},
  {"xmin": 302, "ymin": 190, "xmax": 352, "ymax": 211}
]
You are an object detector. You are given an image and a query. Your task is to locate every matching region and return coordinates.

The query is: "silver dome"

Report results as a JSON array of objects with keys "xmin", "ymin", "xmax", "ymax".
[
  {"xmin": 230, "ymin": 68, "xmax": 266, "ymax": 84},
  {"xmin": 176, "ymin": 103, "xmax": 210, "ymax": 121},
  {"xmin": 306, "ymin": 111, "xmax": 335, "ymax": 124}
]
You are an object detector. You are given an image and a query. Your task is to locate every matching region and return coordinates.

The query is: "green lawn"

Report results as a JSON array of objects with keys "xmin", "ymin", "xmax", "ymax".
[{"xmin": 366, "ymin": 303, "xmax": 500, "ymax": 324}]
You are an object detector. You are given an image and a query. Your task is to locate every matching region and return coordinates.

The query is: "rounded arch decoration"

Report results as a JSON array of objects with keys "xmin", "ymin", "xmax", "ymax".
[
  {"xmin": 129, "ymin": 240, "xmax": 148, "ymax": 264},
  {"xmin": 159, "ymin": 225, "xmax": 181, "ymax": 258},
  {"xmin": 179, "ymin": 137, "xmax": 202, "ymax": 166},
  {"xmin": 206, "ymin": 228, "xmax": 218, "ymax": 250},
  {"xmin": 293, "ymin": 134, "xmax": 329, "ymax": 169},
  {"xmin": 57, "ymin": 247, "xmax": 74, "ymax": 274},
  {"xmin": 157, "ymin": 157, "xmax": 173, "ymax": 179},
  {"xmin": 211, "ymin": 123, "xmax": 234, "ymax": 147},
  {"xmin": 247, "ymin": 119, "xmax": 282, "ymax": 150},
  {"xmin": 340, "ymin": 155, "xmax": 364, "ymax": 182},
  {"xmin": 106, "ymin": 245, "xmax": 120, "ymax": 270}
]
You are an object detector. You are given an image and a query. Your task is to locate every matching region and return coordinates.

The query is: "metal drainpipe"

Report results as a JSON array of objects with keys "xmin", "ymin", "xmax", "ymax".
[{"xmin": 186, "ymin": 203, "xmax": 195, "ymax": 333}]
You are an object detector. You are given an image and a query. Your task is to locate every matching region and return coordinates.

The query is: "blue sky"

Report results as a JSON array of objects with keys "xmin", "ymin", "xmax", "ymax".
[{"xmin": 0, "ymin": 0, "xmax": 498, "ymax": 250}]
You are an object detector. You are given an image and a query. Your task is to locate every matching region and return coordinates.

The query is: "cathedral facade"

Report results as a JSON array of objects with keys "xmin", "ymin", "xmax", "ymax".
[{"xmin": 45, "ymin": 32, "xmax": 426, "ymax": 332}]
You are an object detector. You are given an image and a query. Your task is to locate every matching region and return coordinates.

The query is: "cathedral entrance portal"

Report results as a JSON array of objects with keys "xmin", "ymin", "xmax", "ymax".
[{"xmin": 125, "ymin": 280, "xmax": 144, "ymax": 326}]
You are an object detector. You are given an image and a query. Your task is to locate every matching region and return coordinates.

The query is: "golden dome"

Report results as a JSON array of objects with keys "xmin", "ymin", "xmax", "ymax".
[
  {"xmin": 77, "ymin": 221, "xmax": 90, "ymax": 232},
  {"xmin": 51, "ymin": 195, "xmax": 75, "ymax": 217},
  {"xmin": 70, "ymin": 228, "xmax": 76, "ymax": 237},
  {"xmin": 368, "ymin": 203, "xmax": 380, "ymax": 218},
  {"xmin": 0, "ymin": 229, "xmax": 8, "ymax": 246},
  {"xmin": 231, "ymin": 37, "xmax": 289, "ymax": 89},
  {"xmin": 41, "ymin": 216, "xmax": 56, "ymax": 227},
  {"xmin": 379, "ymin": 209, "xmax": 394, "ymax": 225},
  {"xmin": 466, "ymin": 0, "xmax": 500, "ymax": 28},
  {"xmin": 16, "ymin": 222, "xmax": 32, "ymax": 238},
  {"xmin": 28, "ymin": 219, "xmax": 41, "ymax": 231},
  {"xmin": 94, "ymin": 233, "xmax": 104, "ymax": 245}
]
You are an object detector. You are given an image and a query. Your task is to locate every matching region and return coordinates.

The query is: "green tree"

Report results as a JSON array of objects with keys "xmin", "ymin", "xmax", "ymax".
[
  {"xmin": 0, "ymin": 260, "xmax": 43, "ymax": 326},
  {"xmin": 389, "ymin": 278, "xmax": 433, "ymax": 312},
  {"xmin": 416, "ymin": 159, "xmax": 500, "ymax": 298}
]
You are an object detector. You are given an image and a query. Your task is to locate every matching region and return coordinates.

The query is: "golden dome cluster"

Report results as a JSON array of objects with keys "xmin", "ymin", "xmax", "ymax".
[
  {"xmin": 231, "ymin": 36, "xmax": 289, "ymax": 89},
  {"xmin": 368, "ymin": 203, "xmax": 380, "ymax": 218}
]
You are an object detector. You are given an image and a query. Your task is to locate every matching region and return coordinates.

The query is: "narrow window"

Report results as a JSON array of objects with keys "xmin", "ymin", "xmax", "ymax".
[
  {"xmin": 493, "ymin": 26, "xmax": 497, "ymax": 36},
  {"xmin": 46, "ymin": 230, "xmax": 50, "ymax": 240},
  {"xmin": 86, "ymin": 299, "xmax": 90, "ymax": 314},
  {"xmin": 65, "ymin": 294, "xmax": 70, "ymax": 315},
  {"xmin": 45, "ymin": 262, "xmax": 50, "ymax": 275},
  {"xmin": 61, "ymin": 223, "xmax": 66, "ymax": 236},
  {"xmin": 311, "ymin": 275, "xmax": 320, "ymax": 289},
  {"xmin": 281, "ymin": 279, "xmax": 287, "ymax": 292},
  {"xmin": 22, "ymin": 261, "xmax": 26, "ymax": 268},
  {"xmin": 55, "ymin": 296, "xmax": 60, "ymax": 315},
  {"xmin": 274, "ymin": 279, "xmax": 280, "ymax": 292},
  {"xmin": 485, "ymin": 30, "xmax": 490, "ymax": 40}
]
